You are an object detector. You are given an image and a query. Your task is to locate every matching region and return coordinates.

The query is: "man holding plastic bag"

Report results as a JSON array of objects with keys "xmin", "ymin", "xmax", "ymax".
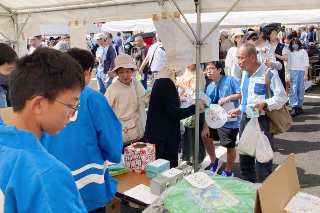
[{"xmin": 229, "ymin": 43, "xmax": 287, "ymax": 183}]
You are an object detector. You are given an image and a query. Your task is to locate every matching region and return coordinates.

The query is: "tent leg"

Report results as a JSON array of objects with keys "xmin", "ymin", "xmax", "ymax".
[
  {"xmin": 194, "ymin": 0, "xmax": 201, "ymax": 173},
  {"xmin": 318, "ymin": 23, "xmax": 320, "ymax": 44},
  {"xmin": 13, "ymin": 14, "xmax": 19, "ymax": 54},
  {"xmin": 158, "ymin": 2, "xmax": 194, "ymax": 45}
]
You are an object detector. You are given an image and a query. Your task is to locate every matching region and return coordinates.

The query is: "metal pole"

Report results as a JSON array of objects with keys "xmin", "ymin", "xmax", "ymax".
[
  {"xmin": 172, "ymin": 0, "xmax": 198, "ymax": 41},
  {"xmin": 318, "ymin": 23, "xmax": 320, "ymax": 44},
  {"xmin": 194, "ymin": 0, "xmax": 201, "ymax": 173},
  {"xmin": 158, "ymin": 3, "xmax": 194, "ymax": 45},
  {"xmin": 18, "ymin": 13, "xmax": 31, "ymax": 40},
  {"xmin": 13, "ymin": 14, "xmax": 19, "ymax": 54}
]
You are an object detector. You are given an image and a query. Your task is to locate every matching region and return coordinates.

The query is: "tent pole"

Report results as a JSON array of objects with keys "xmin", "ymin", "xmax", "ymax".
[
  {"xmin": 200, "ymin": 0, "xmax": 240, "ymax": 44},
  {"xmin": 172, "ymin": 0, "xmax": 198, "ymax": 41},
  {"xmin": 158, "ymin": 2, "xmax": 194, "ymax": 45},
  {"xmin": 194, "ymin": 0, "xmax": 201, "ymax": 173},
  {"xmin": 318, "ymin": 23, "xmax": 320, "ymax": 44},
  {"xmin": 13, "ymin": 13, "xmax": 19, "ymax": 54},
  {"xmin": 18, "ymin": 13, "xmax": 31, "ymax": 40}
]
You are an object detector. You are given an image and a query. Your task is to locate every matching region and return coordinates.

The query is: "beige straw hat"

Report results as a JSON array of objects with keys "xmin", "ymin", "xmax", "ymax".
[
  {"xmin": 108, "ymin": 54, "xmax": 138, "ymax": 77},
  {"xmin": 231, "ymin": 30, "xmax": 245, "ymax": 43}
]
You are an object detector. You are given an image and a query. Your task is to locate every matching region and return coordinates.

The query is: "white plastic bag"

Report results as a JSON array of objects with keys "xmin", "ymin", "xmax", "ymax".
[
  {"xmin": 237, "ymin": 118, "xmax": 260, "ymax": 156},
  {"xmin": 256, "ymin": 131, "xmax": 274, "ymax": 163}
]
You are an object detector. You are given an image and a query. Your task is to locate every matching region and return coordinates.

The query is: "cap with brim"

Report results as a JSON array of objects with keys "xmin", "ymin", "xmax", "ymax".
[
  {"xmin": 243, "ymin": 31, "xmax": 259, "ymax": 43},
  {"xmin": 221, "ymin": 31, "xmax": 228, "ymax": 37},
  {"xmin": 108, "ymin": 54, "xmax": 138, "ymax": 78},
  {"xmin": 232, "ymin": 30, "xmax": 245, "ymax": 43},
  {"xmin": 94, "ymin": 33, "xmax": 106, "ymax": 40}
]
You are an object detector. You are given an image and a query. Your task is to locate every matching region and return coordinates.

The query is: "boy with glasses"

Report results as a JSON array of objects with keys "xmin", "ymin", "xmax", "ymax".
[
  {"xmin": 40, "ymin": 48, "xmax": 122, "ymax": 213},
  {"xmin": 0, "ymin": 48, "xmax": 87, "ymax": 212}
]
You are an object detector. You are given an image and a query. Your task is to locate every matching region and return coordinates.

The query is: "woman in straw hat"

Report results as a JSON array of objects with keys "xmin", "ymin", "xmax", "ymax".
[
  {"xmin": 105, "ymin": 54, "xmax": 147, "ymax": 147},
  {"xmin": 225, "ymin": 30, "xmax": 244, "ymax": 82},
  {"xmin": 145, "ymin": 49, "xmax": 205, "ymax": 167}
]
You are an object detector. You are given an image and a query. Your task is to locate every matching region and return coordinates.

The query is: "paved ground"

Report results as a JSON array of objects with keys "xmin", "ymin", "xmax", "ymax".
[{"xmin": 88, "ymin": 72, "xmax": 320, "ymax": 212}]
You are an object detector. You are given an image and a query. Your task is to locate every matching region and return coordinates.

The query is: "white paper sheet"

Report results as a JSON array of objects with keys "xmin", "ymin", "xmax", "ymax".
[
  {"xmin": 124, "ymin": 184, "xmax": 158, "ymax": 204},
  {"xmin": 222, "ymin": 102, "xmax": 237, "ymax": 122},
  {"xmin": 284, "ymin": 197, "xmax": 320, "ymax": 213},
  {"xmin": 141, "ymin": 74, "xmax": 145, "ymax": 80},
  {"xmin": 184, "ymin": 172, "xmax": 215, "ymax": 188}
]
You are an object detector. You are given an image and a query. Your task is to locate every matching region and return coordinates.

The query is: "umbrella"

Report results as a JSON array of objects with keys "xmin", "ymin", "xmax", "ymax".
[
  {"xmin": 127, "ymin": 32, "xmax": 156, "ymax": 43},
  {"xmin": 260, "ymin": 23, "xmax": 281, "ymax": 41}
]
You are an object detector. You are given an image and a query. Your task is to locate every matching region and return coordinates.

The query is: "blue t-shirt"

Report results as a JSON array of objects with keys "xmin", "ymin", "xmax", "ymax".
[
  {"xmin": 113, "ymin": 38, "xmax": 122, "ymax": 47},
  {"xmin": 0, "ymin": 125, "xmax": 87, "ymax": 213},
  {"xmin": 206, "ymin": 76, "xmax": 241, "ymax": 129}
]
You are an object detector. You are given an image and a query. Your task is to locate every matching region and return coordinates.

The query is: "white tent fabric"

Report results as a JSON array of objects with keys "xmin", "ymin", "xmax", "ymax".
[
  {"xmin": 0, "ymin": 0, "xmax": 318, "ymax": 27},
  {"xmin": 101, "ymin": 18, "xmax": 153, "ymax": 32},
  {"xmin": 40, "ymin": 23, "xmax": 103, "ymax": 35}
]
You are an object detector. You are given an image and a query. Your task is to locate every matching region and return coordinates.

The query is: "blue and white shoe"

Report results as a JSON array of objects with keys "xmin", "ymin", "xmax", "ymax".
[
  {"xmin": 207, "ymin": 158, "xmax": 223, "ymax": 173},
  {"xmin": 221, "ymin": 170, "xmax": 234, "ymax": 177}
]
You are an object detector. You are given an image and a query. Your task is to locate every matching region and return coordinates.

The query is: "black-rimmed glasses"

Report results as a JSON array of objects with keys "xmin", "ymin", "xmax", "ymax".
[{"xmin": 55, "ymin": 100, "xmax": 80, "ymax": 116}]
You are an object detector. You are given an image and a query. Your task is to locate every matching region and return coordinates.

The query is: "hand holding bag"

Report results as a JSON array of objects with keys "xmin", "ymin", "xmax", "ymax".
[
  {"xmin": 120, "ymin": 80, "xmax": 144, "ymax": 145},
  {"xmin": 263, "ymin": 68, "xmax": 293, "ymax": 134}
]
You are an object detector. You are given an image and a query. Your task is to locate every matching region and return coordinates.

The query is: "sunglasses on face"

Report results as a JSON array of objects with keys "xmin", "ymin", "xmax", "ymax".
[{"xmin": 250, "ymin": 37, "xmax": 259, "ymax": 41}]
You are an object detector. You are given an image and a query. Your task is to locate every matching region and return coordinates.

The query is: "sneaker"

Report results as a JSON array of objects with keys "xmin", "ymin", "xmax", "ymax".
[
  {"xmin": 207, "ymin": 158, "xmax": 223, "ymax": 173},
  {"xmin": 290, "ymin": 107, "xmax": 297, "ymax": 116},
  {"xmin": 221, "ymin": 170, "xmax": 234, "ymax": 177},
  {"xmin": 296, "ymin": 107, "xmax": 303, "ymax": 114}
]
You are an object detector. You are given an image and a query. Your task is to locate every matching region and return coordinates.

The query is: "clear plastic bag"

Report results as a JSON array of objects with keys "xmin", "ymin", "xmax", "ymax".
[
  {"xmin": 237, "ymin": 117, "xmax": 259, "ymax": 156},
  {"xmin": 256, "ymin": 131, "xmax": 274, "ymax": 163},
  {"xmin": 143, "ymin": 172, "xmax": 260, "ymax": 213}
]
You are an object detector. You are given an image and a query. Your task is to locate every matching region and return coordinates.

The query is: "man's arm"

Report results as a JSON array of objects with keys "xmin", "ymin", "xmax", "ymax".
[{"xmin": 139, "ymin": 57, "xmax": 150, "ymax": 75}]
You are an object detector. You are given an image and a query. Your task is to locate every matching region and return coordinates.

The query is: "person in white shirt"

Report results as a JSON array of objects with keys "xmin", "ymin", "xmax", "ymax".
[
  {"xmin": 256, "ymin": 27, "xmax": 282, "ymax": 71},
  {"xmin": 225, "ymin": 30, "xmax": 244, "ymax": 82},
  {"xmin": 286, "ymin": 38, "xmax": 309, "ymax": 116},
  {"xmin": 220, "ymin": 31, "xmax": 233, "ymax": 59},
  {"xmin": 139, "ymin": 34, "xmax": 166, "ymax": 85}
]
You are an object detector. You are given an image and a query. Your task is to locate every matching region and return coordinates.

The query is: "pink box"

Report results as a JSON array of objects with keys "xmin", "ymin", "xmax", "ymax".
[{"xmin": 124, "ymin": 142, "xmax": 156, "ymax": 174}]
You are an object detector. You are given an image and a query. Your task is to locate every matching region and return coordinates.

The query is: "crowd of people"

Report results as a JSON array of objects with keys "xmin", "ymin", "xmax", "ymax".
[{"xmin": 0, "ymin": 23, "xmax": 318, "ymax": 212}]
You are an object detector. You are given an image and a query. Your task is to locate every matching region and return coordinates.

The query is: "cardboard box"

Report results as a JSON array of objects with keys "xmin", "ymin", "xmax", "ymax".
[
  {"xmin": 105, "ymin": 197, "xmax": 120, "ymax": 213},
  {"xmin": 0, "ymin": 107, "xmax": 14, "ymax": 124},
  {"xmin": 254, "ymin": 153, "xmax": 300, "ymax": 213},
  {"xmin": 146, "ymin": 159, "xmax": 170, "ymax": 179},
  {"xmin": 124, "ymin": 142, "xmax": 156, "ymax": 174}
]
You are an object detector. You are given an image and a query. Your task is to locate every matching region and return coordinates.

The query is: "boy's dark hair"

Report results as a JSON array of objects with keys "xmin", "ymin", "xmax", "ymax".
[
  {"xmin": 205, "ymin": 61, "xmax": 225, "ymax": 75},
  {"xmin": 9, "ymin": 48, "xmax": 85, "ymax": 112},
  {"xmin": 289, "ymin": 38, "xmax": 303, "ymax": 52},
  {"xmin": 66, "ymin": 48, "xmax": 95, "ymax": 73},
  {"xmin": 117, "ymin": 32, "xmax": 121, "ymax": 36},
  {"xmin": 0, "ymin": 43, "xmax": 18, "ymax": 66}
]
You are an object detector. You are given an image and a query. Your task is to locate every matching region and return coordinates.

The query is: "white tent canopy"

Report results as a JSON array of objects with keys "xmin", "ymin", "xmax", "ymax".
[
  {"xmin": 40, "ymin": 23, "xmax": 103, "ymax": 35},
  {"xmin": 101, "ymin": 9, "xmax": 320, "ymax": 32}
]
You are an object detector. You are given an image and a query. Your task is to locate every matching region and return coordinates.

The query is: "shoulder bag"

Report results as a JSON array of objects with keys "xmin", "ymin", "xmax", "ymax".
[
  {"xmin": 120, "ymin": 80, "xmax": 144, "ymax": 145},
  {"xmin": 263, "ymin": 68, "xmax": 293, "ymax": 134}
]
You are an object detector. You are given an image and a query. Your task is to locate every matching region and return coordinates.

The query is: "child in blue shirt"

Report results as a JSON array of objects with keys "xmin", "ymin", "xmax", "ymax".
[
  {"xmin": 201, "ymin": 61, "xmax": 241, "ymax": 177},
  {"xmin": 0, "ymin": 48, "xmax": 87, "ymax": 212},
  {"xmin": 40, "ymin": 48, "xmax": 123, "ymax": 213}
]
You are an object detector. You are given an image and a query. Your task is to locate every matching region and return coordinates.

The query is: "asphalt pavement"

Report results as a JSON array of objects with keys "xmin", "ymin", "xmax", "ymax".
[{"xmin": 88, "ymin": 72, "xmax": 320, "ymax": 211}]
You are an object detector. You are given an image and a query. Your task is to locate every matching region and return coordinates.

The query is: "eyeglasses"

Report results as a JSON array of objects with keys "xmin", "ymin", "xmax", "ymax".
[
  {"xmin": 206, "ymin": 67, "xmax": 217, "ymax": 71},
  {"xmin": 250, "ymin": 37, "xmax": 259, "ymax": 41},
  {"xmin": 55, "ymin": 99, "xmax": 80, "ymax": 116}
]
